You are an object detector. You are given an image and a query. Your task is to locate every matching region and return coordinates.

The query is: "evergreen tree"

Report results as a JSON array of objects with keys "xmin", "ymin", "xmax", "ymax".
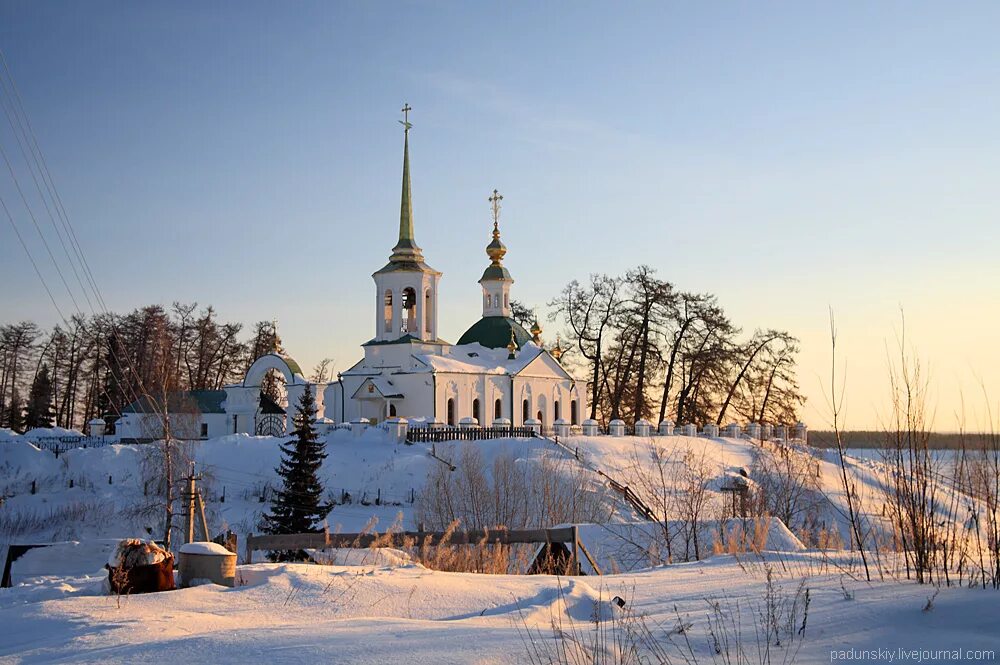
[
  {"xmin": 25, "ymin": 364, "xmax": 55, "ymax": 430},
  {"xmin": 6, "ymin": 388, "xmax": 25, "ymax": 433},
  {"xmin": 261, "ymin": 385, "xmax": 329, "ymax": 561}
]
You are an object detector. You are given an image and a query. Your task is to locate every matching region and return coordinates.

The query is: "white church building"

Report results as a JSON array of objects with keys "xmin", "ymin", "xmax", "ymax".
[
  {"xmin": 116, "ymin": 111, "xmax": 585, "ymax": 441},
  {"xmin": 321, "ymin": 114, "xmax": 584, "ymax": 430}
]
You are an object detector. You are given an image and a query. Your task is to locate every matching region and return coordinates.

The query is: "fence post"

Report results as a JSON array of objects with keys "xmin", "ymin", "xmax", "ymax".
[
  {"xmin": 31, "ymin": 480, "xmax": 36, "ymax": 495},
  {"xmin": 572, "ymin": 525, "xmax": 580, "ymax": 575}
]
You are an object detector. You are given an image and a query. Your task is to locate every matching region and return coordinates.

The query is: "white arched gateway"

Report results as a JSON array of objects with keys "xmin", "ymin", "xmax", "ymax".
[{"xmin": 224, "ymin": 353, "xmax": 313, "ymax": 436}]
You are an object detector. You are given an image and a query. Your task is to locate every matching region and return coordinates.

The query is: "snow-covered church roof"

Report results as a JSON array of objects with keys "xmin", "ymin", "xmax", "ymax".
[{"xmin": 412, "ymin": 341, "xmax": 560, "ymax": 376}]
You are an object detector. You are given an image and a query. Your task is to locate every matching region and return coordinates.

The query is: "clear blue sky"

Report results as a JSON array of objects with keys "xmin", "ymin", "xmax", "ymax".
[{"xmin": 2, "ymin": 2, "xmax": 999, "ymax": 429}]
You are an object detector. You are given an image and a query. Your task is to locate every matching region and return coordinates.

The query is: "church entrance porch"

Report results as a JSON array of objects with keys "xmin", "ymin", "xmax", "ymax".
[{"xmin": 351, "ymin": 377, "xmax": 404, "ymax": 425}]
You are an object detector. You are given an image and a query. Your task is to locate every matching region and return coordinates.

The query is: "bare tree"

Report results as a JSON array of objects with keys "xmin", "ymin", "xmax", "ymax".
[
  {"xmin": 827, "ymin": 310, "xmax": 871, "ymax": 581},
  {"xmin": 549, "ymin": 274, "xmax": 622, "ymax": 420},
  {"xmin": 310, "ymin": 358, "xmax": 335, "ymax": 384}
]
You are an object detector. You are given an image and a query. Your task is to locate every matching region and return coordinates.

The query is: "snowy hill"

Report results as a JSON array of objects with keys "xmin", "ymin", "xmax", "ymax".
[{"xmin": 2, "ymin": 428, "xmax": 978, "ymax": 567}]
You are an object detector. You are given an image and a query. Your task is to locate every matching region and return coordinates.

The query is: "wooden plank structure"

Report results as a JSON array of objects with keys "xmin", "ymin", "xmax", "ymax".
[{"xmin": 245, "ymin": 526, "xmax": 600, "ymax": 575}]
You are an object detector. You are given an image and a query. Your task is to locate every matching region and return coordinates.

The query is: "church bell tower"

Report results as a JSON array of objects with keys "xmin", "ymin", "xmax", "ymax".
[{"xmin": 371, "ymin": 104, "xmax": 441, "ymax": 343}]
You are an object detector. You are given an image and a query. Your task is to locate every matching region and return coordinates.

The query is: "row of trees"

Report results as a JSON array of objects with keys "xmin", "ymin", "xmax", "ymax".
[
  {"xmin": 545, "ymin": 265, "xmax": 804, "ymax": 426},
  {"xmin": 0, "ymin": 305, "xmax": 286, "ymax": 432}
]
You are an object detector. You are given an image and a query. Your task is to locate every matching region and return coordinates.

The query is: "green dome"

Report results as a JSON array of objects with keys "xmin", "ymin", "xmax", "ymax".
[
  {"xmin": 480, "ymin": 264, "xmax": 512, "ymax": 281},
  {"xmin": 457, "ymin": 316, "xmax": 532, "ymax": 349}
]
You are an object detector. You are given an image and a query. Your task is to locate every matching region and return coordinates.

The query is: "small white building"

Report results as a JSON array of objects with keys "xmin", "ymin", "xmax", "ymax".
[{"xmin": 117, "ymin": 389, "xmax": 286, "ymax": 442}]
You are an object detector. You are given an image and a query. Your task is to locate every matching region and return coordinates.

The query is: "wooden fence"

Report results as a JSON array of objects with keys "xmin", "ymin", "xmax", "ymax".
[{"xmin": 245, "ymin": 526, "xmax": 601, "ymax": 575}]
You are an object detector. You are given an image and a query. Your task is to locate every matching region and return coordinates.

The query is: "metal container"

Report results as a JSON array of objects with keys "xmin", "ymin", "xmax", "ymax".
[{"xmin": 178, "ymin": 543, "xmax": 237, "ymax": 587}]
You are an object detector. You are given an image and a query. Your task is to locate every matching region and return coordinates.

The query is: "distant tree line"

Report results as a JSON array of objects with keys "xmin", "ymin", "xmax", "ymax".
[
  {"xmin": 0, "ymin": 304, "xmax": 283, "ymax": 432},
  {"xmin": 544, "ymin": 265, "xmax": 804, "ymax": 426}
]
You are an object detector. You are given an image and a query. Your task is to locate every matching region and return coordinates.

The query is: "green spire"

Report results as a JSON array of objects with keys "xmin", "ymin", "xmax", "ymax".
[{"xmin": 390, "ymin": 103, "xmax": 422, "ymax": 261}]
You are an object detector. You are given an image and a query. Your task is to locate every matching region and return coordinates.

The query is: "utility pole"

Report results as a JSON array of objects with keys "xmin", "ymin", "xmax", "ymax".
[
  {"xmin": 182, "ymin": 462, "xmax": 213, "ymax": 544},
  {"xmin": 184, "ymin": 463, "xmax": 196, "ymax": 544},
  {"xmin": 196, "ymin": 486, "xmax": 210, "ymax": 543},
  {"xmin": 181, "ymin": 462, "xmax": 211, "ymax": 544}
]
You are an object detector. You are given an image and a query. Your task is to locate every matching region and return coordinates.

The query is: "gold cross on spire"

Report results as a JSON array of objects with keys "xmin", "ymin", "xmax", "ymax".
[
  {"xmin": 489, "ymin": 188, "xmax": 503, "ymax": 233},
  {"xmin": 399, "ymin": 103, "xmax": 412, "ymax": 132}
]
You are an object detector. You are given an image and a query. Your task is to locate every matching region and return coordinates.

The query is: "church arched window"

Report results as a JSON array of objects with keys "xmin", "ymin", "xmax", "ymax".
[
  {"xmin": 447, "ymin": 398, "xmax": 455, "ymax": 426},
  {"xmin": 494, "ymin": 398, "xmax": 502, "ymax": 420},
  {"xmin": 389, "ymin": 403, "xmax": 397, "ymax": 417},
  {"xmin": 425, "ymin": 288, "xmax": 432, "ymax": 333},
  {"xmin": 571, "ymin": 400, "xmax": 579, "ymax": 425},
  {"xmin": 402, "ymin": 287, "xmax": 417, "ymax": 333},
  {"xmin": 383, "ymin": 290, "xmax": 393, "ymax": 333},
  {"xmin": 472, "ymin": 398, "xmax": 480, "ymax": 423},
  {"xmin": 554, "ymin": 400, "xmax": 561, "ymax": 422},
  {"xmin": 522, "ymin": 399, "xmax": 529, "ymax": 424}
]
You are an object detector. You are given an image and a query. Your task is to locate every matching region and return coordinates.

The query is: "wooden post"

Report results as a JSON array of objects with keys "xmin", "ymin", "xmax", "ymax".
[
  {"xmin": 185, "ymin": 464, "xmax": 196, "ymax": 544},
  {"xmin": 196, "ymin": 489, "xmax": 210, "ymax": 542},
  {"xmin": 571, "ymin": 525, "xmax": 580, "ymax": 576}
]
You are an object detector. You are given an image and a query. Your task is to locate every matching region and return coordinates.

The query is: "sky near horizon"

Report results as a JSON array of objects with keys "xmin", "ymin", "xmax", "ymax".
[{"xmin": 1, "ymin": 2, "xmax": 998, "ymax": 430}]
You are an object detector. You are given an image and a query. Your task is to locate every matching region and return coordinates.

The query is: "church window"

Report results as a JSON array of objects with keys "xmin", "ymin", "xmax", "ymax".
[
  {"xmin": 494, "ymin": 398, "xmax": 502, "ymax": 420},
  {"xmin": 504, "ymin": 293, "xmax": 509, "ymax": 308},
  {"xmin": 425, "ymin": 289, "xmax": 433, "ymax": 332},
  {"xmin": 402, "ymin": 287, "xmax": 417, "ymax": 332},
  {"xmin": 472, "ymin": 399, "xmax": 480, "ymax": 423},
  {"xmin": 389, "ymin": 403, "xmax": 397, "ymax": 417},
  {"xmin": 447, "ymin": 398, "xmax": 455, "ymax": 426},
  {"xmin": 554, "ymin": 401, "xmax": 561, "ymax": 422},
  {"xmin": 383, "ymin": 291, "xmax": 393, "ymax": 333},
  {"xmin": 522, "ymin": 399, "xmax": 529, "ymax": 423},
  {"xmin": 571, "ymin": 400, "xmax": 579, "ymax": 425}
]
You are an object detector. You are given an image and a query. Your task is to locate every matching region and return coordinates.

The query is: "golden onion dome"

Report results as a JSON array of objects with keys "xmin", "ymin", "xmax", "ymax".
[{"xmin": 486, "ymin": 221, "xmax": 507, "ymax": 265}]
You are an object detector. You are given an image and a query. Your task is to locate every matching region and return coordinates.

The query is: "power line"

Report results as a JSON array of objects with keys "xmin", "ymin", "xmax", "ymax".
[
  {"xmin": 0, "ymin": 62, "xmax": 94, "ymax": 313},
  {"xmin": 0, "ymin": 50, "xmax": 152, "ymax": 422},
  {"xmin": 0, "ymin": 138, "xmax": 82, "ymax": 314},
  {"xmin": 0, "ymin": 193, "xmax": 68, "ymax": 324}
]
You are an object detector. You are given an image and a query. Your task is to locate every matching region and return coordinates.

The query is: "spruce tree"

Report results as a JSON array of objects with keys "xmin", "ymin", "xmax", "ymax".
[
  {"xmin": 262, "ymin": 385, "xmax": 330, "ymax": 561},
  {"xmin": 5, "ymin": 389, "xmax": 25, "ymax": 433},
  {"xmin": 25, "ymin": 364, "xmax": 55, "ymax": 430}
]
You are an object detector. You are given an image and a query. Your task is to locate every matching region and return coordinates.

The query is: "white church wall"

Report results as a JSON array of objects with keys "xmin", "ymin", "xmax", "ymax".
[
  {"xmin": 388, "ymin": 373, "xmax": 435, "ymax": 420},
  {"xmin": 117, "ymin": 412, "xmax": 227, "ymax": 441}
]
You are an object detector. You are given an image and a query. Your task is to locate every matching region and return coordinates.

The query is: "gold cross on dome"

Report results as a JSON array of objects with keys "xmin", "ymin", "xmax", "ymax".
[
  {"xmin": 489, "ymin": 189, "xmax": 503, "ymax": 230},
  {"xmin": 399, "ymin": 103, "xmax": 412, "ymax": 131}
]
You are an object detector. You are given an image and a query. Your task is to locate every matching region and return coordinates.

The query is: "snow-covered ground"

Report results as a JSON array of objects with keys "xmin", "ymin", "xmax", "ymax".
[
  {"xmin": 1, "ymin": 553, "xmax": 998, "ymax": 664},
  {"xmin": 3, "ymin": 430, "xmax": 999, "ymax": 663}
]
